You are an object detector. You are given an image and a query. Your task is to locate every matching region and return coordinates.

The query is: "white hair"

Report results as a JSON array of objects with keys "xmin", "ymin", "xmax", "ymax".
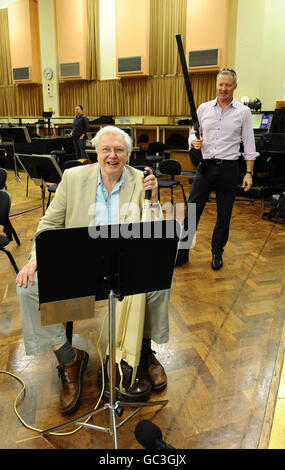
[{"xmin": 91, "ymin": 126, "xmax": 133, "ymax": 157}]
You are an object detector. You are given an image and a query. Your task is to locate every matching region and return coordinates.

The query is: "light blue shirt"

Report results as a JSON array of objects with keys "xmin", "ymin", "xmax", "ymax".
[
  {"xmin": 94, "ymin": 167, "xmax": 124, "ymax": 226},
  {"xmin": 189, "ymin": 98, "xmax": 259, "ymax": 161}
]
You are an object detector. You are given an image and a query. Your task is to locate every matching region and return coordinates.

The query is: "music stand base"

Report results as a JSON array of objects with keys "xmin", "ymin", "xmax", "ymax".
[
  {"xmin": 41, "ymin": 398, "xmax": 168, "ymax": 449},
  {"xmin": 10, "ymin": 173, "xmax": 24, "ymax": 184},
  {"xmin": 11, "ymin": 156, "xmax": 23, "ymax": 185}
]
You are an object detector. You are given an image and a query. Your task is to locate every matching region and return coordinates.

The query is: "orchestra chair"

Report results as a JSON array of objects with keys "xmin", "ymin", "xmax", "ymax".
[
  {"xmin": 0, "ymin": 168, "xmax": 8, "ymax": 190},
  {"xmin": 0, "ymin": 190, "xmax": 20, "ymax": 273},
  {"xmin": 157, "ymin": 159, "xmax": 187, "ymax": 206},
  {"xmin": 145, "ymin": 142, "xmax": 165, "ymax": 174},
  {"xmin": 138, "ymin": 133, "xmax": 149, "ymax": 150},
  {"xmin": 46, "ymin": 160, "xmax": 83, "ymax": 209},
  {"xmin": 50, "ymin": 149, "xmax": 67, "ymax": 167},
  {"xmin": 35, "ymin": 111, "xmax": 52, "ymax": 135}
]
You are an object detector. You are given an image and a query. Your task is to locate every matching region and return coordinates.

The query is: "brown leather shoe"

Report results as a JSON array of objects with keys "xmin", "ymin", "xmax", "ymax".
[
  {"xmin": 119, "ymin": 360, "xmax": 151, "ymax": 399},
  {"xmin": 140, "ymin": 349, "xmax": 167, "ymax": 392},
  {"xmin": 98, "ymin": 357, "xmax": 151, "ymax": 402},
  {"xmin": 57, "ymin": 348, "xmax": 89, "ymax": 415}
]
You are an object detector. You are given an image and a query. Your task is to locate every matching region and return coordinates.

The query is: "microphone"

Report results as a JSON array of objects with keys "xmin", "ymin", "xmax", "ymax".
[
  {"xmin": 143, "ymin": 169, "xmax": 151, "ymax": 200},
  {"xmin": 134, "ymin": 419, "xmax": 175, "ymax": 449}
]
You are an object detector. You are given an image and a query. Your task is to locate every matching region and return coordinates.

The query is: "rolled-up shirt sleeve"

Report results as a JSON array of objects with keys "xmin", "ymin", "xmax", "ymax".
[
  {"xmin": 188, "ymin": 126, "xmax": 196, "ymax": 148},
  {"xmin": 242, "ymin": 107, "xmax": 259, "ymax": 160}
]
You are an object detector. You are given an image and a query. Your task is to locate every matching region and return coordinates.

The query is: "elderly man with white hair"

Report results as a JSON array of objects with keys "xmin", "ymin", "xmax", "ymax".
[{"xmin": 16, "ymin": 126, "xmax": 170, "ymax": 415}]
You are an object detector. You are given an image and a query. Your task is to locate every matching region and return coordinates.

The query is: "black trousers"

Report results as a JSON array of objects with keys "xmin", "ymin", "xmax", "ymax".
[
  {"xmin": 183, "ymin": 159, "xmax": 239, "ymax": 256},
  {"xmin": 73, "ymin": 137, "xmax": 87, "ymax": 158}
]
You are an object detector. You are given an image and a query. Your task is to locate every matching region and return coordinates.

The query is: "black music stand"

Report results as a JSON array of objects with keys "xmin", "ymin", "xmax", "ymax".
[
  {"xmin": 0, "ymin": 126, "xmax": 31, "ymax": 184},
  {"xmin": 42, "ymin": 112, "xmax": 53, "ymax": 136},
  {"xmin": 35, "ymin": 220, "xmax": 179, "ymax": 449},
  {"xmin": 16, "ymin": 153, "xmax": 62, "ymax": 215}
]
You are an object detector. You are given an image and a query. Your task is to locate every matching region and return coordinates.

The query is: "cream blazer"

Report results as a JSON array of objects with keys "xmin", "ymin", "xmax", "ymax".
[{"xmin": 30, "ymin": 163, "xmax": 146, "ymax": 261}]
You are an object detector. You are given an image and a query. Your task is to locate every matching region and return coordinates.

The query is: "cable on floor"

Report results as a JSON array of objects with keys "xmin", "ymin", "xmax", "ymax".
[{"xmin": 0, "ymin": 310, "xmax": 108, "ymax": 437}]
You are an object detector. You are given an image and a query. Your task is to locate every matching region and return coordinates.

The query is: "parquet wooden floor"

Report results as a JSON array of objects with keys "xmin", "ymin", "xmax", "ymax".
[{"xmin": 0, "ymin": 169, "xmax": 284, "ymax": 450}]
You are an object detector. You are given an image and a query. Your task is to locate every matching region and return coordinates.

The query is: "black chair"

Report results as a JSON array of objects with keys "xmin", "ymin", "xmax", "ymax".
[
  {"xmin": 0, "ymin": 190, "xmax": 20, "ymax": 273},
  {"xmin": 138, "ymin": 133, "xmax": 149, "ymax": 150},
  {"xmin": 157, "ymin": 159, "xmax": 187, "ymax": 206},
  {"xmin": 35, "ymin": 112, "xmax": 53, "ymax": 135},
  {"xmin": 50, "ymin": 149, "xmax": 66, "ymax": 165},
  {"xmin": 146, "ymin": 142, "xmax": 165, "ymax": 174},
  {"xmin": 0, "ymin": 168, "xmax": 8, "ymax": 190},
  {"xmin": 46, "ymin": 160, "xmax": 83, "ymax": 208}
]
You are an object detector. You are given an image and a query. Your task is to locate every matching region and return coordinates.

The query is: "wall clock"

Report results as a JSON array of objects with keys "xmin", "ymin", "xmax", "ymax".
[{"xmin": 43, "ymin": 67, "xmax": 53, "ymax": 80}]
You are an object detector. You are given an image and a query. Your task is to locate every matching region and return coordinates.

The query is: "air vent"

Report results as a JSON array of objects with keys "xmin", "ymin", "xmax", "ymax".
[
  {"xmin": 188, "ymin": 49, "xmax": 219, "ymax": 68},
  {"xmin": 60, "ymin": 62, "xmax": 80, "ymax": 78},
  {"xmin": 118, "ymin": 56, "xmax": 142, "ymax": 74},
  {"xmin": 12, "ymin": 67, "xmax": 30, "ymax": 81}
]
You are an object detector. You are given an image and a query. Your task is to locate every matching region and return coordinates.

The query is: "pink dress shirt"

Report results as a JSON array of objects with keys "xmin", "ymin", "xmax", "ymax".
[{"xmin": 189, "ymin": 98, "xmax": 259, "ymax": 161}]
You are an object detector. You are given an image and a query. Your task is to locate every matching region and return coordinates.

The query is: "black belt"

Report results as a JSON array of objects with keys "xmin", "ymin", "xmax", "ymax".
[{"xmin": 204, "ymin": 159, "xmax": 238, "ymax": 165}]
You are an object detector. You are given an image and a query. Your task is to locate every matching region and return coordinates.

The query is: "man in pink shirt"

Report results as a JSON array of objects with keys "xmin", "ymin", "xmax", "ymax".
[{"xmin": 176, "ymin": 68, "xmax": 259, "ymax": 269}]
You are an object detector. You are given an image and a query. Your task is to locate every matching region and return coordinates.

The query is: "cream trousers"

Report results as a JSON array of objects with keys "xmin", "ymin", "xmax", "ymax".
[{"xmin": 17, "ymin": 272, "xmax": 170, "ymax": 356}]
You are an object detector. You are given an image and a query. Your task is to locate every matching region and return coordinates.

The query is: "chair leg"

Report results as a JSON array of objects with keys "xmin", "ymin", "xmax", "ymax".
[
  {"xmin": 179, "ymin": 182, "xmax": 187, "ymax": 205},
  {"xmin": 46, "ymin": 192, "xmax": 52, "ymax": 209},
  {"xmin": 7, "ymin": 221, "xmax": 21, "ymax": 246},
  {"xmin": 1, "ymin": 247, "xmax": 19, "ymax": 274},
  {"xmin": 26, "ymin": 175, "xmax": 29, "ymax": 197}
]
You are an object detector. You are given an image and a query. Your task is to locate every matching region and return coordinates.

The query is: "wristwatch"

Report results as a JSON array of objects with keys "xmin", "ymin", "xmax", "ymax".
[{"xmin": 246, "ymin": 170, "xmax": 254, "ymax": 175}]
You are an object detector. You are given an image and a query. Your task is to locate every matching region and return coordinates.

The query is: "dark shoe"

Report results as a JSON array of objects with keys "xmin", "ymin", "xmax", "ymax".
[
  {"xmin": 57, "ymin": 348, "xmax": 89, "ymax": 415},
  {"xmin": 140, "ymin": 349, "xmax": 167, "ymax": 392},
  {"xmin": 98, "ymin": 358, "xmax": 151, "ymax": 403},
  {"xmin": 212, "ymin": 254, "xmax": 223, "ymax": 270}
]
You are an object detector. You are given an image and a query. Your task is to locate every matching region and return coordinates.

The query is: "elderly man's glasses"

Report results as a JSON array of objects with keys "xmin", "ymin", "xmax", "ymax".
[{"xmin": 99, "ymin": 147, "xmax": 127, "ymax": 156}]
